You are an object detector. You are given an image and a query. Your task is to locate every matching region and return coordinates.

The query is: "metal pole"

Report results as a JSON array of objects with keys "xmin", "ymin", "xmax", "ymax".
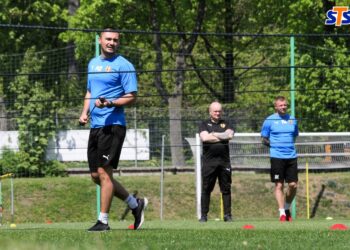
[
  {"xmin": 160, "ymin": 135, "xmax": 165, "ymax": 220},
  {"xmin": 290, "ymin": 36, "xmax": 295, "ymax": 117},
  {"xmin": 95, "ymin": 33, "xmax": 101, "ymax": 219},
  {"xmin": 195, "ymin": 133, "xmax": 202, "ymax": 219},
  {"xmin": 306, "ymin": 160, "xmax": 310, "ymax": 219},
  {"xmin": 10, "ymin": 176, "xmax": 14, "ymax": 223},
  {"xmin": 134, "ymin": 107, "xmax": 138, "ymax": 168},
  {"xmin": 0, "ymin": 181, "xmax": 2, "ymax": 226},
  {"xmin": 290, "ymin": 36, "xmax": 296, "ymax": 219}
]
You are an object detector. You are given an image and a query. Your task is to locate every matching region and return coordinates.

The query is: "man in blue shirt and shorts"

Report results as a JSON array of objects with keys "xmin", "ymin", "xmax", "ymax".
[
  {"xmin": 261, "ymin": 96, "xmax": 298, "ymax": 222},
  {"xmin": 79, "ymin": 28, "xmax": 147, "ymax": 231}
]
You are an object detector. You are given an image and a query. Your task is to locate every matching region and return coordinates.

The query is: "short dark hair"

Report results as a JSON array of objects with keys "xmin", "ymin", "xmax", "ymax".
[{"xmin": 100, "ymin": 28, "xmax": 119, "ymax": 36}]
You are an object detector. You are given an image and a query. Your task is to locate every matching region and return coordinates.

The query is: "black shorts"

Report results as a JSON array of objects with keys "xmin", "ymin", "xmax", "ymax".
[
  {"xmin": 87, "ymin": 125, "xmax": 126, "ymax": 173},
  {"xmin": 270, "ymin": 157, "xmax": 298, "ymax": 183}
]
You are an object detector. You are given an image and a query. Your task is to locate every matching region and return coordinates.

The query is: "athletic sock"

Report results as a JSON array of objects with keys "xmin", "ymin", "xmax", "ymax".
[
  {"xmin": 125, "ymin": 194, "xmax": 138, "ymax": 209},
  {"xmin": 279, "ymin": 208, "xmax": 286, "ymax": 216},
  {"xmin": 98, "ymin": 212, "xmax": 108, "ymax": 224},
  {"xmin": 284, "ymin": 202, "xmax": 291, "ymax": 211}
]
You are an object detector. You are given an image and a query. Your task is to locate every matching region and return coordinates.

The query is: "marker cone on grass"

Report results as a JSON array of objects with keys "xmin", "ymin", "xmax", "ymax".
[
  {"xmin": 330, "ymin": 224, "xmax": 348, "ymax": 230},
  {"xmin": 242, "ymin": 224, "xmax": 255, "ymax": 229}
]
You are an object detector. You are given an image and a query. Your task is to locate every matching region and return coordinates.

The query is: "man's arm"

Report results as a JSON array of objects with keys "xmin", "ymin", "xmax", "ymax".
[
  {"xmin": 200, "ymin": 131, "xmax": 220, "ymax": 143},
  {"xmin": 200, "ymin": 129, "xmax": 234, "ymax": 143},
  {"xmin": 261, "ymin": 137, "xmax": 270, "ymax": 147},
  {"xmin": 110, "ymin": 92, "xmax": 137, "ymax": 106},
  {"xmin": 212, "ymin": 129, "xmax": 234, "ymax": 140},
  {"xmin": 99, "ymin": 92, "xmax": 137, "ymax": 107},
  {"xmin": 79, "ymin": 91, "xmax": 91, "ymax": 125}
]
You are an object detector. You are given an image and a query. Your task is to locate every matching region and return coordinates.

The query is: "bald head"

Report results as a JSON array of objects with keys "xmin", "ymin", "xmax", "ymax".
[{"xmin": 209, "ymin": 101, "xmax": 222, "ymax": 122}]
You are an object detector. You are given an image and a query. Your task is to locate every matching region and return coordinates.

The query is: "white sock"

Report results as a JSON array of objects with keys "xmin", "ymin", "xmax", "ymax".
[
  {"xmin": 125, "ymin": 195, "xmax": 138, "ymax": 209},
  {"xmin": 98, "ymin": 212, "xmax": 108, "ymax": 224},
  {"xmin": 284, "ymin": 202, "xmax": 291, "ymax": 211},
  {"xmin": 279, "ymin": 208, "xmax": 286, "ymax": 216}
]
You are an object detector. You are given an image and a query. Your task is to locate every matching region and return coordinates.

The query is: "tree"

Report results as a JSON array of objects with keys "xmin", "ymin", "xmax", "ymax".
[
  {"xmin": 0, "ymin": 0, "xmax": 69, "ymax": 130},
  {"xmin": 195, "ymin": 0, "xmax": 265, "ymax": 103},
  {"xmin": 63, "ymin": 0, "xmax": 207, "ymax": 167},
  {"xmin": 146, "ymin": 0, "xmax": 206, "ymax": 167},
  {"xmin": 285, "ymin": 0, "xmax": 350, "ymax": 131},
  {"xmin": 8, "ymin": 47, "xmax": 60, "ymax": 175},
  {"xmin": 0, "ymin": 0, "xmax": 68, "ymax": 54},
  {"xmin": 67, "ymin": 0, "xmax": 80, "ymax": 81}
]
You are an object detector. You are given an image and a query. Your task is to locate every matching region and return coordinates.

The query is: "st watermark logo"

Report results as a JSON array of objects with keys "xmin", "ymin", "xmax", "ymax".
[{"xmin": 325, "ymin": 6, "xmax": 350, "ymax": 26}]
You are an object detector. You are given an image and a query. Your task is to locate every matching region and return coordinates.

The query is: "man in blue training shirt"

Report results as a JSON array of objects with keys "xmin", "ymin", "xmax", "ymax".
[
  {"xmin": 79, "ymin": 28, "xmax": 147, "ymax": 231},
  {"xmin": 261, "ymin": 96, "xmax": 298, "ymax": 222}
]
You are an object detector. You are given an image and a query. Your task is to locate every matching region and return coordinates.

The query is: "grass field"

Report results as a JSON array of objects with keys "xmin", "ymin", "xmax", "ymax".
[
  {"xmin": 0, "ymin": 172, "xmax": 349, "ymax": 249},
  {"xmin": 0, "ymin": 219, "xmax": 349, "ymax": 250},
  {"xmin": 0, "ymin": 172, "xmax": 349, "ymax": 224}
]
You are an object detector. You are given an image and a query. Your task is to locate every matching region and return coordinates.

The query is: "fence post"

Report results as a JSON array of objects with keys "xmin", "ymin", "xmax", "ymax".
[
  {"xmin": 290, "ymin": 35, "xmax": 297, "ymax": 220},
  {"xmin": 195, "ymin": 133, "xmax": 202, "ymax": 219},
  {"xmin": 160, "ymin": 135, "xmax": 165, "ymax": 220},
  {"xmin": 95, "ymin": 33, "xmax": 101, "ymax": 219},
  {"xmin": 134, "ymin": 107, "xmax": 138, "ymax": 167}
]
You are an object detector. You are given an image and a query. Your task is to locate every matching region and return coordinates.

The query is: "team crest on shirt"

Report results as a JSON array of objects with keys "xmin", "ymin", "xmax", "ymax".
[
  {"xmin": 105, "ymin": 66, "xmax": 112, "ymax": 72},
  {"xmin": 288, "ymin": 119, "xmax": 293, "ymax": 124},
  {"xmin": 220, "ymin": 123, "xmax": 226, "ymax": 128},
  {"xmin": 95, "ymin": 65, "xmax": 103, "ymax": 71}
]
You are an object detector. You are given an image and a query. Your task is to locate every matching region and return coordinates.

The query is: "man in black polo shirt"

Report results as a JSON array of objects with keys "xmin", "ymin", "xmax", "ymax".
[{"xmin": 198, "ymin": 101, "xmax": 234, "ymax": 222}]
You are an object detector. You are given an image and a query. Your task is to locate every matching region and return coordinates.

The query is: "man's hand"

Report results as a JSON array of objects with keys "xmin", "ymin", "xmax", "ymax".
[
  {"xmin": 79, "ymin": 113, "xmax": 88, "ymax": 126},
  {"xmin": 95, "ymin": 97, "xmax": 113, "ymax": 108}
]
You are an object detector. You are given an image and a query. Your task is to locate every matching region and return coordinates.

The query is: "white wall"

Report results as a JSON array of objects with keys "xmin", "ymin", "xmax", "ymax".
[{"xmin": 0, "ymin": 129, "xmax": 150, "ymax": 161}]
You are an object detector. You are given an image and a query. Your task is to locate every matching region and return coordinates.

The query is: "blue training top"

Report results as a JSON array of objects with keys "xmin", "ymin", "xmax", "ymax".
[
  {"xmin": 261, "ymin": 113, "xmax": 299, "ymax": 159},
  {"xmin": 87, "ymin": 55, "xmax": 138, "ymax": 128}
]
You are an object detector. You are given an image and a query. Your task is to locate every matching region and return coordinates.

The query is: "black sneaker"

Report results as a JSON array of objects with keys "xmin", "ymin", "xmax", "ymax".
[
  {"xmin": 199, "ymin": 215, "xmax": 207, "ymax": 223},
  {"xmin": 224, "ymin": 214, "xmax": 233, "ymax": 222},
  {"xmin": 87, "ymin": 220, "xmax": 110, "ymax": 232},
  {"xmin": 132, "ymin": 198, "xmax": 148, "ymax": 230}
]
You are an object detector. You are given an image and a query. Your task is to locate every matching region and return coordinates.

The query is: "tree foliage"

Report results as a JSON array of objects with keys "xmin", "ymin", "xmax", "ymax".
[
  {"xmin": 8, "ymin": 47, "xmax": 66, "ymax": 176},
  {"xmin": 1, "ymin": 0, "xmax": 350, "ymax": 172}
]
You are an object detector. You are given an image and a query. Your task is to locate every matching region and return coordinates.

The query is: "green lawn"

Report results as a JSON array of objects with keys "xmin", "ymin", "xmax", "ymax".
[
  {"xmin": 0, "ymin": 173, "xmax": 349, "ymax": 249},
  {"xmin": 0, "ymin": 173, "xmax": 349, "ymax": 224},
  {"xmin": 0, "ymin": 219, "xmax": 349, "ymax": 250}
]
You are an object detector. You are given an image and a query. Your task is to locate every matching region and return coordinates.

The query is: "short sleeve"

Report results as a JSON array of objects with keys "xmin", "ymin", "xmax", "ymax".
[
  {"xmin": 198, "ymin": 121, "xmax": 208, "ymax": 134},
  {"xmin": 294, "ymin": 118, "xmax": 299, "ymax": 137},
  {"xmin": 120, "ymin": 62, "xmax": 138, "ymax": 94},
  {"xmin": 261, "ymin": 119, "xmax": 271, "ymax": 138}
]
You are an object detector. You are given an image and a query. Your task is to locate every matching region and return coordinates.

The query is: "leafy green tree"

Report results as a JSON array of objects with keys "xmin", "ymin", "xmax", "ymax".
[
  {"xmin": 0, "ymin": 0, "xmax": 68, "ymax": 54},
  {"xmin": 8, "ymin": 47, "xmax": 65, "ymax": 176},
  {"xmin": 63, "ymin": 0, "xmax": 207, "ymax": 167},
  {"xmin": 284, "ymin": 0, "xmax": 350, "ymax": 131},
  {"xmin": 0, "ymin": 0, "xmax": 73, "ymax": 129},
  {"xmin": 296, "ymin": 39, "xmax": 350, "ymax": 132}
]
